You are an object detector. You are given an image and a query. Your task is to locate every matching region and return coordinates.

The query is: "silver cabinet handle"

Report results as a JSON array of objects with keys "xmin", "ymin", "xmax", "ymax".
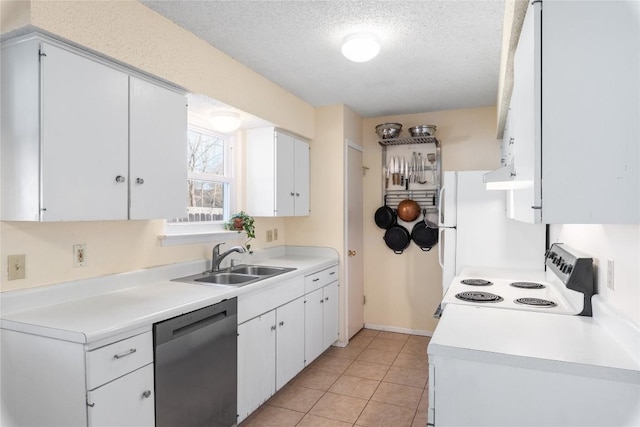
[
  {"xmin": 329, "ymin": 271, "xmax": 336, "ymax": 275},
  {"xmin": 320, "ymin": 299, "xmax": 324, "ymax": 303},
  {"xmin": 270, "ymin": 325, "xmax": 277, "ymax": 331},
  {"xmin": 142, "ymin": 390, "xmax": 151, "ymax": 399},
  {"xmin": 296, "ymin": 193, "xmax": 300, "ymax": 197},
  {"xmin": 290, "ymin": 192, "xmax": 295, "ymax": 196},
  {"xmin": 325, "ymin": 297, "xmax": 329, "ymax": 301},
  {"xmin": 87, "ymin": 402, "xmax": 95, "ymax": 408},
  {"xmin": 115, "ymin": 175, "xmax": 126, "ymax": 183},
  {"xmin": 136, "ymin": 178, "xmax": 144, "ymax": 184},
  {"xmin": 312, "ymin": 278, "xmax": 320, "ymax": 282},
  {"xmin": 279, "ymin": 321, "xmax": 284, "ymax": 326},
  {"xmin": 113, "ymin": 348, "xmax": 137, "ymax": 359}
]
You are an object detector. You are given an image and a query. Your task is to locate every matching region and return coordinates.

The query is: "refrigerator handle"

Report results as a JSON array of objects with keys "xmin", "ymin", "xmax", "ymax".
[
  {"xmin": 438, "ymin": 228, "xmax": 445, "ymax": 268},
  {"xmin": 438, "ymin": 186, "xmax": 445, "ymax": 225}
]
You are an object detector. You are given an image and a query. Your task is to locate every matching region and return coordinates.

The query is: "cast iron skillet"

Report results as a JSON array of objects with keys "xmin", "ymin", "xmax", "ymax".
[
  {"xmin": 384, "ymin": 224, "xmax": 411, "ymax": 254},
  {"xmin": 411, "ymin": 210, "xmax": 438, "ymax": 251},
  {"xmin": 374, "ymin": 196, "xmax": 396, "ymax": 229}
]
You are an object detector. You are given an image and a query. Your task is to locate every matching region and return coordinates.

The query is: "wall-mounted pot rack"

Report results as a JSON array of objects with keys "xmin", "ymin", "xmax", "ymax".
[
  {"xmin": 384, "ymin": 189, "xmax": 438, "ymax": 212},
  {"xmin": 378, "ymin": 135, "xmax": 440, "ymax": 147},
  {"xmin": 379, "ymin": 135, "xmax": 441, "ymax": 208}
]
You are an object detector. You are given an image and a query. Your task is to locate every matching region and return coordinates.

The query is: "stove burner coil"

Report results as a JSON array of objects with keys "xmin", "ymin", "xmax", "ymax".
[
  {"xmin": 460, "ymin": 279, "xmax": 493, "ymax": 286},
  {"xmin": 514, "ymin": 297, "xmax": 557, "ymax": 308},
  {"xmin": 509, "ymin": 281, "xmax": 546, "ymax": 289},
  {"xmin": 455, "ymin": 291, "xmax": 504, "ymax": 303}
]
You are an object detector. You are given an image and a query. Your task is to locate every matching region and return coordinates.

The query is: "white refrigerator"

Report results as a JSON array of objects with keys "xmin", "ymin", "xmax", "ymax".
[{"xmin": 438, "ymin": 171, "xmax": 546, "ymax": 294}]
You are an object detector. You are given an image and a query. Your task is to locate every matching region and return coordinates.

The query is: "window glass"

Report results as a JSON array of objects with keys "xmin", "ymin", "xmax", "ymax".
[{"xmin": 169, "ymin": 127, "xmax": 233, "ymax": 224}]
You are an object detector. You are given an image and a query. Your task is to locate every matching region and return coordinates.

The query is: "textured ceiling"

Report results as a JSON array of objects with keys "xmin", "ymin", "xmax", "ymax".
[{"xmin": 141, "ymin": 0, "xmax": 505, "ymax": 118}]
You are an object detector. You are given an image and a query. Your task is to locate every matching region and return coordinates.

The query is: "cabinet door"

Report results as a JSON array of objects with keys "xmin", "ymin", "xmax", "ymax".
[
  {"xmin": 40, "ymin": 43, "xmax": 129, "ymax": 221},
  {"xmin": 129, "ymin": 77, "xmax": 187, "ymax": 220},
  {"xmin": 237, "ymin": 311, "xmax": 277, "ymax": 422},
  {"xmin": 293, "ymin": 138, "xmax": 310, "ymax": 216},
  {"xmin": 87, "ymin": 364, "xmax": 155, "ymax": 427},
  {"xmin": 323, "ymin": 281, "xmax": 339, "ymax": 349},
  {"xmin": 275, "ymin": 131, "xmax": 295, "ymax": 216},
  {"xmin": 304, "ymin": 288, "xmax": 324, "ymax": 365},
  {"xmin": 276, "ymin": 297, "xmax": 305, "ymax": 389},
  {"xmin": 511, "ymin": 2, "xmax": 542, "ymax": 224}
]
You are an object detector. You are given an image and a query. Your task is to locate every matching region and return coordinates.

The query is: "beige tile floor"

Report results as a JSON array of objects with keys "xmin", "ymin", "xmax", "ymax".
[{"xmin": 239, "ymin": 329, "xmax": 430, "ymax": 427}]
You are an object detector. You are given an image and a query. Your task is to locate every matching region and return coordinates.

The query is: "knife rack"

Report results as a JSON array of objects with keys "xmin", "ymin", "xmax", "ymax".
[{"xmin": 379, "ymin": 135, "xmax": 441, "ymax": 212}]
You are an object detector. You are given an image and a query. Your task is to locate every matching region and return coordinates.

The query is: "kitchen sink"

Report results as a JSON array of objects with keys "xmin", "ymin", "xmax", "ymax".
[
  {"xmin": 172, "ymin": 265, "xmax": 296, "ymax": 287},
  {"xmin": 194, "ymin": 273, "xmax": 260, "ymax": 285},
  {"xmin": 230, "ymin": 266, "xmax": 290, "ymax": 276}
]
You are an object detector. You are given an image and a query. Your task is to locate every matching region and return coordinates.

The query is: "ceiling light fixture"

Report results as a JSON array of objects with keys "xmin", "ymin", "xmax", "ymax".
[
  {"xmin": 341, "ymin": 33, "xmax": 380, "ymax": 63},
  {"xmin": 209, "ymin": 111, "xmax": 242, "ymax": 133}
]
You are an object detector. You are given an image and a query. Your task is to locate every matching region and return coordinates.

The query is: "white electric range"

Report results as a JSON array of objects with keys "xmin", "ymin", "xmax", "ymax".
[
  {"xmin": 427, "ymin": 243, "xmax": 640, "ymax": 427},
  {"xmin": 436, "ymin": 243, "xmax": 594, "ymax": 318}
]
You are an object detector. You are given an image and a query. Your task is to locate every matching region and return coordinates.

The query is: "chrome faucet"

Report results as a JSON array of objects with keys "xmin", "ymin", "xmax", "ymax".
[{"xmin": 211, "ymin": 243, "xmax": 246, "ymax": 272}]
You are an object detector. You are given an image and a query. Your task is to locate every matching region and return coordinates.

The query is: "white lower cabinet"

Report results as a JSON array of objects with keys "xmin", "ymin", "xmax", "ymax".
[
  {"xmin": 237, "ymin": 264, "xmax": 339, "ymax": 423},
  {"xmin": 0, "ymin": 329, "xmax": 154, "ymax": 427},
  {"xmin": 237, "ymin": 310, "xmax": 277, "ymax": 422},
  {"xmin": 276, "ymin": 297, "xmax": 305, "ymax": 390},
  {"xmin": 304, "ymin": 281, "xmax": 339, "ymax": 365},
  {"xmin": 237, "ymin": 297, "xmax": 305, "ymax": 423},
  {"xmin": 87, "ymin": 364, "xmax": 155, "ymax": 427}
]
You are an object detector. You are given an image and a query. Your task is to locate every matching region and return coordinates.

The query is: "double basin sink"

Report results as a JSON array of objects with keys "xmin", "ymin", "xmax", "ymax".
[{"xmin": 172, "ymin": 265, "xmax": 296, "ymax": 287}]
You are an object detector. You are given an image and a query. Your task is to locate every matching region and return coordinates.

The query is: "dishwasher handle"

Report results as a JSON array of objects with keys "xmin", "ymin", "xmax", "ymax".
[{"xmin": 154, "ymin": 298, "xmax": 237, "ymax": 346}]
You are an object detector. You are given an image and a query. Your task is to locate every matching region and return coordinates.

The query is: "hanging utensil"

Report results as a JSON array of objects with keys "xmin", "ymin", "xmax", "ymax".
[
  {"xmin": 384, "ymin": 166, "xmax": 389, "ymax": 189},
  {"xmin": 418, "ymin": 153, "xmax": 427, "ymax": 184},
  {"xmin": 400, "ymin": 156, "xmax": 405, "ymax": 187},
  {"xmin": 405, "ymin": 159, "xmax": 410, "ymax": 190},
  {"xmin": 427, "ymin": 153, "xmax": 436, "ymax": 184}
]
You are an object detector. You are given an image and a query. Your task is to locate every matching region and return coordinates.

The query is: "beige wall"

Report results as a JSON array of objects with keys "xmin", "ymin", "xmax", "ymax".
[
  {"xmin": 0, "ymin": 0, "xmax": 316, "ymax": 290},
  {"xmin": 362, "ymin": 107, "xmax": 500, "ymax": 333}
]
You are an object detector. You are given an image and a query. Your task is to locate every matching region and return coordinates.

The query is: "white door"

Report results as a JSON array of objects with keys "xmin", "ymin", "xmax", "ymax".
[
  {"xmin": 304, "ymin": 288, "xmax": 324, "ymax": 365},
  {"xmin": 40, "ymin": 42, "xmax": 129, "ymax": 221},
  {"xmin": 275, "ymin": 131, "xmax": 295, "ymax": 216},
  {"xmin": 275, "ymin": 297, "xmax": 305, "ymax": 389},
  {"xmin": 87, "ymin": 364, "xmax": 155, "ymax": 427},
  {"xmin": 237, "ymin": 311, "xmax": 276, "ymax": 422},
  {"xmin": 346, "ymin": 144, "xmax": 364, "ymax": 339},
  {"xmin": 293, "ymin": 138, "xmax": 310, "ymax": 216},
  {"xmin": 129, "ymin": 77, "xmax": 187, "ymax": 220},
  {"xmin": 323, "ymin": 282, "xmax": 340, "ymax": 349}
]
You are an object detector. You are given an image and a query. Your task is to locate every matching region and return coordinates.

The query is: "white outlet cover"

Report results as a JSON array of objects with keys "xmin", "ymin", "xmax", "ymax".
[{"xmin": 73, "ymin": 244, "xmax": 87, "ymax": 267}]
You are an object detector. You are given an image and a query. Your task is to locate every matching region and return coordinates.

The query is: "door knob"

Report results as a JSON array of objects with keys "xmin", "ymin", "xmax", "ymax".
[{"xmin": 348, "ymin": 250, "xmax": 357, "ymax": 257}]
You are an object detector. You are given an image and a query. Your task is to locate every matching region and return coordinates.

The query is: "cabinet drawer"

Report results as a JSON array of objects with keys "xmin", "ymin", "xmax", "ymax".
[
  {"xmin": 238, "ymin": 276, "xmax": 304, "ymax": 324},
  {"xmin": 86, "ymin": 332, "xmax": 153, "ymax": 390},
  {"xmin": 304, "ymin": 265, "xmax": 338, "ymax": 294}
]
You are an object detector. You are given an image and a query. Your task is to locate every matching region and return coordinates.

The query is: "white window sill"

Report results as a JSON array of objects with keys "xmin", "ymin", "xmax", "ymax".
[{"xmin": 159, "ymin": 222, "xmax": 245, "ymax": 247}]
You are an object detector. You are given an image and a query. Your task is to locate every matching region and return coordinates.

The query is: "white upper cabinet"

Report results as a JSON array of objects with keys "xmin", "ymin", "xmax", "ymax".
[
  {"xmin": 129, "ymin": 76, "xmax": 187, "ymax": 220},
  {"xmin": 0, "ymin": 34, "xmax": 186, "ymax": 221},
  {"xmin": 246, "ymin": 127, "xmax": 310, "ymax": 217},
  {"xmin": 511, "ymin": 0, "xmax": 639, "ymax": 224}
]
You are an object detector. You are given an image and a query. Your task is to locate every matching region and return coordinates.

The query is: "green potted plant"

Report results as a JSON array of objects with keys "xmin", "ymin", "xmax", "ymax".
[{"xmin": 224, "ymin": 211, "xmax": 255, "ymax": 252}]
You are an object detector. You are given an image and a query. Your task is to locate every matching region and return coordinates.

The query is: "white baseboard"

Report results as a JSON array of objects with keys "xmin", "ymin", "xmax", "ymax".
[{"xmin": 364, "ymin": 323, "xmax": 433, "ymax": 337}]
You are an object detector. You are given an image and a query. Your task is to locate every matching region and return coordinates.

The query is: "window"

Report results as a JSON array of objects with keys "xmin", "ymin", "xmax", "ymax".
[{"xmin": 168, "ymin": 125, "xmax": 234, "ymax": 224}]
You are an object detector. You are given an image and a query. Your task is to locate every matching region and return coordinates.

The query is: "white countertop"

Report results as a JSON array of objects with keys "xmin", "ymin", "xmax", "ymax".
[
  {"xmin": 0, "ymin": 246, "xmax": 338, "ymax": 346},
  {"xmin": 428, "ymin": 303, "xmax": 640, "ymax": 384}
]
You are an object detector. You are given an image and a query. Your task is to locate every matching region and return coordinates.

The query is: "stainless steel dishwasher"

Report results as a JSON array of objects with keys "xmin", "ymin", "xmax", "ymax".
[{"xmin": 154, "ymin": 298, "xmax": 237, "ymax": 427}]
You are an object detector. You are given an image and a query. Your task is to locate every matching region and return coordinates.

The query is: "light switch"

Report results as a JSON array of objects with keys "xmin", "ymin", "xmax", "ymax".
[{"xmin": 7, "ymin": 254, "xmax": 26, "ymax": 280}]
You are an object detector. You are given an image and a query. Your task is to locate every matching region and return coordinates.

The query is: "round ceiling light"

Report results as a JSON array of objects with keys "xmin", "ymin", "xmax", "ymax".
[
  {"xmin": 341, "ymin": 33, "xmax": 380, "ymax": 63},
  {"xmin": 209, "ymin": 111, "xmax": 241, "ymax": 133}
]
